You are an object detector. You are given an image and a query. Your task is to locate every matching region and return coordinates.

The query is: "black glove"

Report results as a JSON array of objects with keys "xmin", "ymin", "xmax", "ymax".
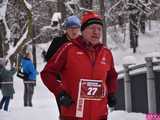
[
  {"xmin": 57, "ymin": 91, "xmax": 73, "ymax": 107},
  {"xmin": 108, "ymin": 94, "xmax": 117, "ymax": 107}
]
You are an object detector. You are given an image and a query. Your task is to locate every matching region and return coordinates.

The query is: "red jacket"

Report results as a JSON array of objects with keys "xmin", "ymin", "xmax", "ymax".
[{"xmin": 41, "ymin": 37, "xmax": 118, "ymax": 120}]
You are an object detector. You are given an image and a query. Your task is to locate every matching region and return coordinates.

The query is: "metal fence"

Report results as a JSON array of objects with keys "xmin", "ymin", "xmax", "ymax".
[{"xmin": 115, "ymin": 57, "xmax": 160, "ymax": 113}]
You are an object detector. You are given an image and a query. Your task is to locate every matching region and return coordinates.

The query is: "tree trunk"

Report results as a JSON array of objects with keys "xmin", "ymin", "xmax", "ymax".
[
  {"xmin": 57, "ymin": 0, "xmax": 66, "ymax": 22},
  {"xmin": 100, "ymin": 0, "xmax": 107, "ymax": 46},
  {"xmin": 140, "ymin": 13, "xmax": 146, "ymax": 34},
  {"xmin": 9, "ymin": 0, "xmax": 34, "ymax": 66},
  {"xmin": 128, "ymin": 0, "xmax": 139, "ymax": 53},
  {"xmin": 129, "ymin": 13, "xmax": 139, "ymax": 53},
  {"xmin": 139, "ymin": 0, "xmax": 149, "ymax": 34},
  {"xmin": 32, "ymin": 25, "xmax": 37, "ymax": 69},
  {"xmin": 0, "ymin": 20, "xmax": 6, "ymax": 57},
  {"xmin": 57, "ymin": 0, "xmax": 66, "ymax": 35}
]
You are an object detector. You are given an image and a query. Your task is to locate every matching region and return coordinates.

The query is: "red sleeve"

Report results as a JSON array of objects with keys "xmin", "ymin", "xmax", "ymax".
[
  {"xmin": 40, "ymin": 43, "xmax": 71, "ymax": 96},
  {"xmin": 106, "ymin": 51, "xmax": 118, "ymax": 95}
]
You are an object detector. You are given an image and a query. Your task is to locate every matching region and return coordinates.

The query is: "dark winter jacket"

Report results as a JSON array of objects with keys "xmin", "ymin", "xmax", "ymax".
[
  {"xmin": 41, "ymin": 36, "xmax": 118, "ymax": 120},
  {"xmin": 0, "ymin": 66, "xmax": 16, "ymax": 97},
  {"xmin": 45, "ymin": 34, "xmax": 69, "ymax": 62},
  {"xmin": 21, "ymin": 57, "xmax": 37, "ymax": 81}
]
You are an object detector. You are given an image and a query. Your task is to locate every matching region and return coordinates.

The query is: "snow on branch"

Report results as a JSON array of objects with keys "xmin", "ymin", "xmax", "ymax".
[
  {"xmin": 23, "ymin": 25, "xmax": 59, "ymax": 46},
  {"xmin": 5, "ymin": 27, "xmax": 29, "ymax": 60},
  {"xmin": 127, "ymin": 2, "xmax": 152, "ymax": 15},
  {"xmin": 41, "ymin": 25, "xmax": 59, "ymax": 31},
  {"xmin": 3, "ymin": 16, "xmax": 11, "ymax": 41},
  {"xmin": 0, "ymin": 0, "xmax": 11, "ymax": 41},
  {"xmin": 65, "ymin": 1, "xmax": 75, "ymax": 14},
  {"xmin": 65, "ymin": 0, "xmax": 80, "ymax": 15},
  {"xmin": 150, "ymin": 0, "xmax": 160, "ymax": 7},
  {"xmin": 108, "ymin": 0, "xmax": 122, "ymax": 16},
  {"xmin": 108, "ymin": 0, "xmax": 157, "ymax": 21},
  {"xmin": 24, "ymin": 0, "xmax": 32, "ymax": 10},
  {"xmin": 51, "ymin": 12, "xmax": 61, "ymax": 22},
  {"xmin": 0, "ymin": 0, "xmax": 8, "ymax": 20}
]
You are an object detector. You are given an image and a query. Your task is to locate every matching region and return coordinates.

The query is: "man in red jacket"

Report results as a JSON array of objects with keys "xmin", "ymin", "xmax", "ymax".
[{"xmin": 41, "ymin": 11, "xmax": 118, "ymax": 120}]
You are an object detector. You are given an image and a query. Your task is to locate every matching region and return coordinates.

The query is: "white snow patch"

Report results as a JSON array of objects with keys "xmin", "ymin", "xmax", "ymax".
[
  {"xmin": 108, "ymin": 111, "xmax": 146, "ymax": 120},
  {"xmin": 41, "ymin": 25, "xmax": 58, "ymax": 31},
  {"xmin": 144, "ymin": 51, "xmax": 160, "ymax": 60},
  {"xmin": 6, "ymin": 27, "xmax": 28, "ymax": 60},
  {"xmin": 3, "ymin": 16, "xmax": 11, "ymax": 40},
  {"xmin": 110, "ymin": 21, "xmax": 160, "ymax": 72},
  {"xmin": 123, "ymin": 56, "xmax": 137, "ymax": 65},
  {"xmin": 24, "ymin": 0, "xmax": 32, "ymax": 10},
  {"xmin": 0, "ymin": 0, "xmax": 8, "ymax": 20},
  {"xmin": 51, "ymin": 12, "xmax": 61, "ymax": 22}
]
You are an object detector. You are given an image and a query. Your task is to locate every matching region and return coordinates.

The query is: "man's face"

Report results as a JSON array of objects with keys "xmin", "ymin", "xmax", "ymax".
[
  {"xmin": 66, "ymin": 27, "xmax": 80, "ymax": 40},
  {"xmin": 82, "ymin": 24, "xmax": 103, "ymax": 45}
]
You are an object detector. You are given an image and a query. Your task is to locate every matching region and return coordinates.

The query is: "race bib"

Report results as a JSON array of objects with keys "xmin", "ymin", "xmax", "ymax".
[
  {"xmin": 76, "ymin": 79, "xmax": 106, "ymax": 118},
  {"xmin": 79, "ymin": 79, "xmax": 105, "ymax": 100}
]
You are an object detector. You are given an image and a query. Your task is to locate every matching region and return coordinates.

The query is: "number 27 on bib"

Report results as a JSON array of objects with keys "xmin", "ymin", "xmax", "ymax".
[{"xmin": 79, "ymin": 79, "xmax": 106, "ymax": 100}]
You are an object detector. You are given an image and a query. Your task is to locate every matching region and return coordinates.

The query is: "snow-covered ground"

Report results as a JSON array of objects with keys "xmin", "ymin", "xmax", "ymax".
[
  {"xmin": 0, "ymin": 75, "xmax": 59, "ymax": 120},
  {"xmin": 0, "ymin": 44, "xmax": 147, "ymax": 120},
  {"xmin": 1, "ymin": 21, "xmax": 160, "ymax": 120},
  {"xmin": 0, "ymin": 75, "xmax": 146, "ymax": 120},
  {"xmin": 108, "ymin": 21, "xmax": 160, "ymax": 71}
]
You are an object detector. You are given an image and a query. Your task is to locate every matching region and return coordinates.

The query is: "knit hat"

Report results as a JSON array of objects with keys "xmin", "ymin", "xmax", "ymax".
[
  {"xmin": 81, "ymin": 11, "xmax": 103, "ymax": 31},
  {"xmin": 64, "ymin": 16, "xmax": 81, "ymax": 28}
]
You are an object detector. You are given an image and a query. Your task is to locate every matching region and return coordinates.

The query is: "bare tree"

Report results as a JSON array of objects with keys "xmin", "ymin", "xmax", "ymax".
[
  {"xmin": 9, "ymin": 0, "xmax": 33, "ymax": 65},
  {"xmin": 100, "ymin": 0, "xmax": 107, "ymax": 46},
  {"xmin": 57, "ymin": 0, "xmax": 66, "ymax": 22},
  {"xmin": 80, "ymin": 0, "xmax": 93, "ymax": 9},
  {"xmin": 0, "ymin": 20, "xmax": 6, "ymax": 57}
]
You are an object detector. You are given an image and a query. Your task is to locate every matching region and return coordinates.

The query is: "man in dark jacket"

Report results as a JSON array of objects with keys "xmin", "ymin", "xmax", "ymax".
[
  {"xmin": 44, "ymin": 15, "xmax": 81, "ymax": 62},
  {"xmin": 44, "ymin": 15, "xmax": 81, "ymax": 113}
]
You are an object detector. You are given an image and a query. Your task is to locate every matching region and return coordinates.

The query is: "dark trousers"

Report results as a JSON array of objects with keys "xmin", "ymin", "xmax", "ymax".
[
  {"xmin": 24, "ymin": 83, "xmax": 35, "ymax": 107},
  {"xmin": 0, "ymin": 96, "xmax": 11, "ymax": 111}
]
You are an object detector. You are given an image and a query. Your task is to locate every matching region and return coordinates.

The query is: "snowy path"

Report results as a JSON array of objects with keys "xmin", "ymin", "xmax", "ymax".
[
  {"xmin": 0, "ymin": 38, "xmax": 149, "ymax": 120},
  {"xmin": 0, "ymin": 75, "xmax": 59, "ymax": 120},
  {"xmin": 0, "ymin": 75, "xmax": 146, "ymax": 120}
]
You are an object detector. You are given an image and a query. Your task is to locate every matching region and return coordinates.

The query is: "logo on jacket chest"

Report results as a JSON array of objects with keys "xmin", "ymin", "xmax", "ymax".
[
  {"xmin": 76, "ymin": 51, "xmax": 84, "ymax": 55},
  {"xmin": 75, "ymin": 52, "xmax": 109, "ymax": 65},
  {"xmin": 100, "ymin": 57, "xmax": 108, "ymax": 65}
]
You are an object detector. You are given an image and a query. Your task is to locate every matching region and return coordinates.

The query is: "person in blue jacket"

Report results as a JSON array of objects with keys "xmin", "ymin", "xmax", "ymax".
[{"xmin": 21, "ymin": 51, "xmax": 37, "ymax": 107}]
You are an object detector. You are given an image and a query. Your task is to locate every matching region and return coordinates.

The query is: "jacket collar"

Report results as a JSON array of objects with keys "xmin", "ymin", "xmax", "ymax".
[{"xmin": 23, "ymin": 57, "xmax": 31, "ymax": 61}]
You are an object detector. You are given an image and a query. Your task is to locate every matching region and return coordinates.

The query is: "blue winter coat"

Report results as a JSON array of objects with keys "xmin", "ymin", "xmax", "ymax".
[{"xmin": 21, "ymin": 57, "xmax": 36, "ymax": 81}]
